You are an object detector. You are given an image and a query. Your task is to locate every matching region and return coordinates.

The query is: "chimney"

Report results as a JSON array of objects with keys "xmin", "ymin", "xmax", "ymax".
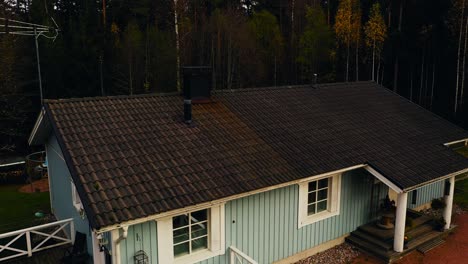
[{"xmin": 182, "ymin": 66, "xmax": 212, "ymax": 123}]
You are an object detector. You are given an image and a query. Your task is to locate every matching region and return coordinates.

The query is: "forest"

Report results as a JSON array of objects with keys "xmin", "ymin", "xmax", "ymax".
[{"xmin": 1, "ymin": 0, "xmax": 468, "ymax": 156}]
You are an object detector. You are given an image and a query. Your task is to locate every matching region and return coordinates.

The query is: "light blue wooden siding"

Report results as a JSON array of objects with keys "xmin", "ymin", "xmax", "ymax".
[
  {"xmin": 46, "ymin": 134, "xmax": 94, "ymax": 255},
  {"xmin": 119, "ymin": 221, "xmax": 158, "ymax": 264},
  {"xmin": 120, "ymin": 169, "xmax": 386, "ymax": 264},
  {"xmin": 200, "ymin": 169, "xmax": 386, "ymax": 264},
  {"xmin": 407, "ymin": 180, "xmax": 445, "ymax": 209}
]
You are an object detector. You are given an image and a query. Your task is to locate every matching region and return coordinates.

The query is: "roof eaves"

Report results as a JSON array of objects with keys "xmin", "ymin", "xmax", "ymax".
[
  {"xmin": 43, "ymin": 104, "xmax": 100, "ymax": 229},
  {"xmin": 365, "ymin": 164, "xmax": 404, "ymax": 193},
  {"xmin": 28, "ymin": 108, "xmax": 51, "ymax": 146}
]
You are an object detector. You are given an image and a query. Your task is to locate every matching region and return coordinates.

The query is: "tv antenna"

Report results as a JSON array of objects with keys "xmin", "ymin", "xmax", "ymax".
[{"xmin": 0, "ymin": 16, "xmax": 60, "ymax": 103}]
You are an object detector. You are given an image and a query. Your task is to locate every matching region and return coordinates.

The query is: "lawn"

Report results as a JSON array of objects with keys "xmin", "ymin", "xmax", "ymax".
[{"xmin": 0, "ymin": 185, "xmax": 50, "ymax": 233}]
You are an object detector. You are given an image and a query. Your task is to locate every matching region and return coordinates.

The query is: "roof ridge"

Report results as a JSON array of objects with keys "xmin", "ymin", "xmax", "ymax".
[{"xmin": 43, "ymin": 91, "xmax": 181, "ymax": 104}]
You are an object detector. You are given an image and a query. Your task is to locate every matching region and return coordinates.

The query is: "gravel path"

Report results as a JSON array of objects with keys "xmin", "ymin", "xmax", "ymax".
[{"xmin": 295, "ymin": 243, "xmax": 360, "ymax": 264}]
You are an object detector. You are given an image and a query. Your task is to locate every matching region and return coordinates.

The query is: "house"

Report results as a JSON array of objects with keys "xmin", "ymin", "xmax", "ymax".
[{"xmin": 28, "ymin": 80, "xmax": 468, "ymax": 264}]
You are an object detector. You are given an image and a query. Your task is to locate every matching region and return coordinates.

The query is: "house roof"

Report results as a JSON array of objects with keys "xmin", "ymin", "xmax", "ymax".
[{"xmin": 34, "ymin": 81, "xmax": 468, "ymax": 229}]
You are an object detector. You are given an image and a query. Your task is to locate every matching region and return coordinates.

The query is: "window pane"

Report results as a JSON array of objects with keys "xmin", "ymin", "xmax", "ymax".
[
  {"xmin": 318, "ymin": 178, "xmax": 328, "ymax": 189},
  {"xmin": 173, "ymin": 227, "xmax": 189, "ymax": 244},
  {"xmin": 318, "ymin": 189, "xmax": 328, "ymax": 201},
  {"xmin": 174, "ymin": 242, "xmax": 189, "ymax": 257},
  {"xmin": 308, "ymin": 192, "xmax": 316, "ymax": 203},
  {"xmin": 191, "ymin": 209, "xmax": 207, "ymax": 222},
  {"xmin": 317, "ymin": 201, "xmax": 328, "ymax": 212},
  {"xmin": 191, "ymin": 223, "xmax": 208, "ymax": 238},
  {"xmin": 191, "ymin": 236, "xmax": 208, "ymax": 252},
  {"xmin": 308, "ymin": 181, "xmax": 317, "ymax": 191},
  {"xmin": 307, "ymin": 204, "xmax": 316, "ymax": 215},
  {"xmin": 173, "ymin": 214, "xmax": 189, "ymax": 229}
]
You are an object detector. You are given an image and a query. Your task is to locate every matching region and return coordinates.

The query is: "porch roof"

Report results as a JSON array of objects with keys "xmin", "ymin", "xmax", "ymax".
[{"xmin": 30, "ymin": 81, "xmax": 468, "ymax": 229}]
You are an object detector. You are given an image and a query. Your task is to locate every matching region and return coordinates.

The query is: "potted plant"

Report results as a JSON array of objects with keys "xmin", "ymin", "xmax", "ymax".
[{"xmin": 433, "ymin": 217, "xmax": 446, "ymax": 231}]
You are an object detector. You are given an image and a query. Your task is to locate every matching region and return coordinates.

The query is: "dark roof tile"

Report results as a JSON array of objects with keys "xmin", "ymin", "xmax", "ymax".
[{"xmin": 43, "ymin": 82, "xmax": 468, "ymax": 229}]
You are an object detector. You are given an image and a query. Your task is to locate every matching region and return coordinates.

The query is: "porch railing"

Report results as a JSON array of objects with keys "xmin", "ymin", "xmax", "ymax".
[
  {"xmin": 229, "ymin": 246, "xmax": 258, "ymax": 264},
  {"xmin": 0, "ymin": 218, "xmax": 74, "ymax": 262}
]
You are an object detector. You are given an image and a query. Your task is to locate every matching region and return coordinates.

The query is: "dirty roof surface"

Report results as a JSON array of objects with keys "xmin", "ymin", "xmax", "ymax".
[{"xmin": 43, "ymin": 81, "xmax": 468, "ymax": 229}]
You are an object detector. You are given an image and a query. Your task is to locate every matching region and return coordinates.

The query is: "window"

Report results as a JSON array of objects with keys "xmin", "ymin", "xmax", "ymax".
[
  {"xmin": 298, "ymin": 174, "xmax": 341, "ymax": 228},
  {"xmin": 157, "ymin": 204, "xmax": 225, "ymax": 264},
  {"xmin": 71, "ymin": 181, "xmax": 83, "ymax": 211},
  {"xmin": 173, "ymin": 209, "xmax": 209, "ymax": 257}
]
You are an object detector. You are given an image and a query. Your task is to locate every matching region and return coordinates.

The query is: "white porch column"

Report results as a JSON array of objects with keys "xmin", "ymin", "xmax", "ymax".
[
  {"xmin": 393, "ymin": 192, "xmax": 408, "ymax": 252},
  {"xmin": 443, "ymin": 176, "xmax": 455, "ymax": 230}
]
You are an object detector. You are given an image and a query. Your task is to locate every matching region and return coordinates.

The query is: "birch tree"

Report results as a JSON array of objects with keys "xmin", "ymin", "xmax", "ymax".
[
  {"xmin": 364, "ymin": 3, "xmax": 387, "ymax": 82},
  {"xmin": 335, "ymin": 0, "xmax": 360, "ymax": 82},
  {"xmin": 174, "ymin": 0, "xmax": 181, "ymax": 92},
  {"xmin": 452, "ymin": 0, "xmax": 467, "ymax": 114}
]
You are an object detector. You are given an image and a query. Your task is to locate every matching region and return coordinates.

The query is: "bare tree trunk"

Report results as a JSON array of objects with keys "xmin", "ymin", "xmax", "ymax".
[
  {"xmin": 461, "ymin": 16, "xmax": 468, "ymax": 109},
  {"xmin": 410, "ymin": 66, "xmax": 414, "ymax": 101},
  {"xmin": 377, "ymin": 58, "xmax": 381, "ymax": 84},
  {"xmin": 372, "ymin": 40, "xmax": 376, "ymax": 81},
  {"xmin": 227, "ymin": 33, "xmax": 232, "ymax": 89},
  {"xmin": 211, "ymin": 35, "xmax": 216, "ymax": 91},
  {"xmin": 129, "ymin": 53, "xmax": 133, "ymax": 95},
  {"xmin": 346, "ymin": 42, "xmax": 350, "ymax": 82},
  {"xmin": 393, "ymin": 0, "xmax": 404, "ymax": 92},
  {"xmin": 274, "ymin": 55, "xmax": 277, "ymax": 86},
  {"xmin": 102, "ymin": 0, "xmax": 107, "ymax": 26},
  {"xmin": 419, "ymin": 49, "xmax": 425, "ymax": 105},
  {"xmin": 356, "ymin": 38, "xmax": 359, "ymax": 81},
  {"xmin": 430, "ymin": 62, "xmax": 435, "ymax": 110},
  {"xmin": 174, "ymin": 0, "xmax": 181, "ymax": 92},
  {"xmin": 455, "ymin": 0, "xmax": 465, "ymax": 113},
  {"xmin": 381, "ymin": 64, "xmax": 385, "ymax": 85}
]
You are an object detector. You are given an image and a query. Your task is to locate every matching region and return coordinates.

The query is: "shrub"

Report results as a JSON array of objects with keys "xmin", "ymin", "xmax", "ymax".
[
  {"xmin": 0, "ymin": 170, "xmax": 27, "ymax": 184},
  {"xmin": 431, "ymin": 198, "xmax": 445, "ymax": 210}
]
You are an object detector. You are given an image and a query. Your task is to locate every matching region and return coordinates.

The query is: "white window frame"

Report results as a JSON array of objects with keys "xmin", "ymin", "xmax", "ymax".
[
  {"xmin": 157, "ymin": 204, "xmax": 225, "ymax": 264},
  {"xmin": 298, "ymin": 173, "xmax": 341, "ymax": 228},
  {"xmin": 71, "ymin": 181, "xmax": 83, "ymax": 212}
]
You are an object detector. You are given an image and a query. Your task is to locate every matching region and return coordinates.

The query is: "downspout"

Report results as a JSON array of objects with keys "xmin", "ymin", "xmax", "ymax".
[{"xmin": 113, "ymin": 226, "xmax": 128, "ymax": 264}]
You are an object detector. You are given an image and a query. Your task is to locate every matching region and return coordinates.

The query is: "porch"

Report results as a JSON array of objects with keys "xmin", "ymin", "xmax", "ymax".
[{"xmin": 346, "ymin": 209, "xmax": 455, "ymax": 263}]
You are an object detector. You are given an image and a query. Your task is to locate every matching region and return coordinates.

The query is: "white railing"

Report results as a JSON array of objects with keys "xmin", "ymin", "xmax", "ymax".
[
  {"xmin": 230, "ymin": 246, "xmax": 258, "ymax": 264},
  {"xmin": 0, "ymin": 218, "xmax": 74, "ymax": 262}
]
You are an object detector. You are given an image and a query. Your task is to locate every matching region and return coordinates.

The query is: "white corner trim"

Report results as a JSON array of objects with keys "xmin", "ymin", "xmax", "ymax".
[
  {"xmin": 365, "ymin": 166, "xmax": 403, "ymax": 193},
  {"xmin": 297, "ymin": 174, "xmax": 341, "ymax": 229}
]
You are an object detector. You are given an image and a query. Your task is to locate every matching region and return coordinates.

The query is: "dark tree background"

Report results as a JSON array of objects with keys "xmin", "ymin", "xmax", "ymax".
[{"xmin": 1, "ymin": 0, "xmax": 467, "ymax": 157}]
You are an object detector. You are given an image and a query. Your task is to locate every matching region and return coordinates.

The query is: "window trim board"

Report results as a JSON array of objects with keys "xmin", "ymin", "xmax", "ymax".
[
  {"xmin": 156, "ymin": 204, "xmax": 225, "ymax": 264},
  {"xmin": 298, "ymin": 173, "xmax": 341, "ymax": 228}
]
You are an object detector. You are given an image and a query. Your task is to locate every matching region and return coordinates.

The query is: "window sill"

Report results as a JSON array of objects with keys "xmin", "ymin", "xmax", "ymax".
[
  {"xmin": 298, "ymin": 210, "xmax": 339, "ymax": 228},
  {"xmin": 174, "ymin": 248, "xmax": 224, "ymax": 264}
]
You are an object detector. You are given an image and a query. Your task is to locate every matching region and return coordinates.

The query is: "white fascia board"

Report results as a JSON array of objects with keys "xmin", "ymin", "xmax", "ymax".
[
  {"xmin": 402, "ymin": 167, "xmax": 468, "ymax": 192},
  {"xmin": 444, "ymin": 138, "xmax": 468, "ymax": 147},
  {"xmin": 365, "ymin": 166, "xmax": 403, "ymax": 194},
  {"xmin": 28, "ymin": 109, "xmax": 50, "ymax": 146},
  {"xmin": 95, "ymin": 164, "xmax": 367, "ymax": 234}
]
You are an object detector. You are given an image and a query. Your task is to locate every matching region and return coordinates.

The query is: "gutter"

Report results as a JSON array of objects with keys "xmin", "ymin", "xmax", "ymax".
[{"xmin": 112, "ymin": 226, "xmax": 128, "ymax": 264}]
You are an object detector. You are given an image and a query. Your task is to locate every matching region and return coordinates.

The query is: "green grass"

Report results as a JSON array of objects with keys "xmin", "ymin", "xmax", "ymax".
[
  {"xmin": 0, "ymin": 185, "xmax": 50, "ymax": 233},
  {"xmin": 455, "ymin": 179, "xmax": 468, "ymax": 208}
]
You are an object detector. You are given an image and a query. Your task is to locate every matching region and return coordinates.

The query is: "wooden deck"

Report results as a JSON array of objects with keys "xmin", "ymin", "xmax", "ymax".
[{"xmin": 346, "ymin": 210, "xmax": 455, "ymax": 263}]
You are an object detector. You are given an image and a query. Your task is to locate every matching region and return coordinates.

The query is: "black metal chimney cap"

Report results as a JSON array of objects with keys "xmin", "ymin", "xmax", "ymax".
[{"xmin": 182, "ymin": 66, "xmax": 212, "ymax": 102}]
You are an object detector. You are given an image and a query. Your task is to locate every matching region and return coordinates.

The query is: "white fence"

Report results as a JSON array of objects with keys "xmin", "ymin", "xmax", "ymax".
[
  {"xmin": 0, "ymin": 218, "xmax": 74, "ymax": 262},
  {"xmin": 230, "ymin": 246, "xmax": 258, "ymax": 264}
]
